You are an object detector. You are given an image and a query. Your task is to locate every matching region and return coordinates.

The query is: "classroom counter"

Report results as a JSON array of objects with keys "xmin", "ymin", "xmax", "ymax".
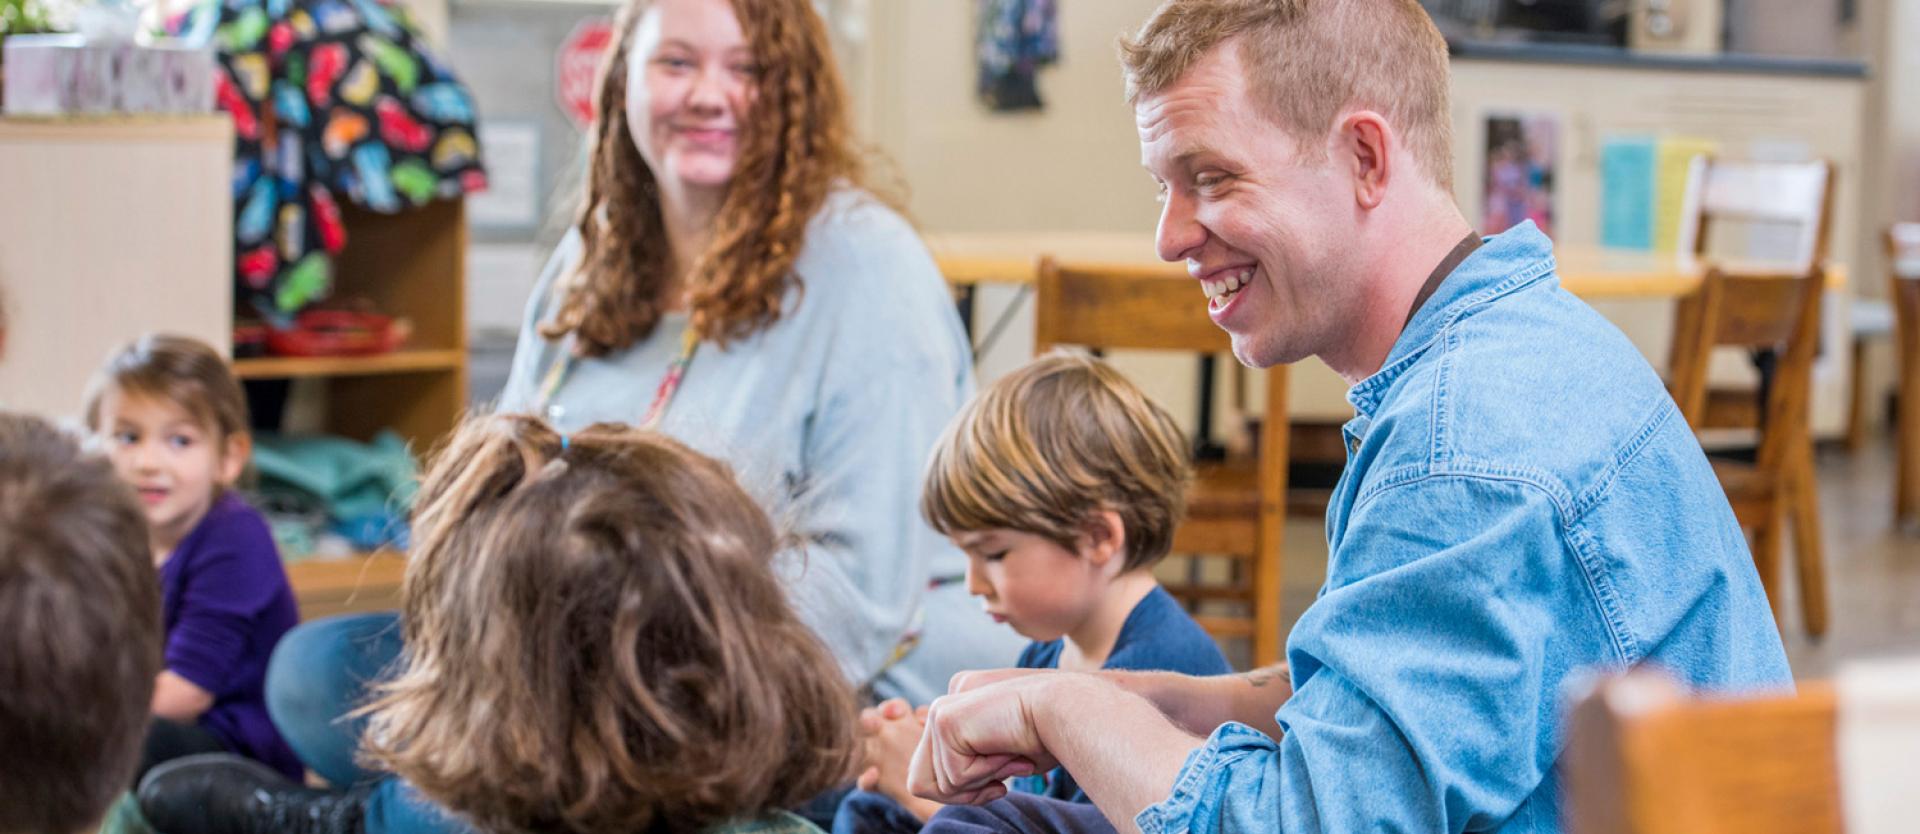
[{"xmin": 1448, "ymin": 39, "xmax": 1868, "ymax": 79}]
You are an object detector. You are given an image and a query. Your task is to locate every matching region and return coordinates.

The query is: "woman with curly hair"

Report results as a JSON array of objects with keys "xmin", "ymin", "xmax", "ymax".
[
  {"xmin": 505, "ymin": 0, "xmax": 1021, "ymax": 715},
  {"xmin": 492, "ymin": 0, "xmax": 1021, "ymax": 711},
  {"xmin": 135, "ymin": 2, "xmax": 1019, "ymax": 834}
]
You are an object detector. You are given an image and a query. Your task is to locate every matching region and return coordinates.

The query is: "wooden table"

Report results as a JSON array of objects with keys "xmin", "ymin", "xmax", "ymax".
[{"xmin": 926, "ymin": 231, "xmax": 1845, "ymax": 299}]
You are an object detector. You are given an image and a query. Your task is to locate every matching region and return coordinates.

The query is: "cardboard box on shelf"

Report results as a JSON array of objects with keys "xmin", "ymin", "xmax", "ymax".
[{"xmin": 2, "ymin": 34, "xmax": 214, "ymax": 115}]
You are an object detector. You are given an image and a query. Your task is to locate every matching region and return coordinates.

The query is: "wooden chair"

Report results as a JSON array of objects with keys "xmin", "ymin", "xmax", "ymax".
[
  {"xmin": 1668, "ymin": 267, "xmax": 1829, "ymax": 636},
  {"xmin": 1671, "ymin": 157, "xmax": 1836, "ymax": 431},
  {"xmin": 1886, "ymin": 223, "xmax": 1920, "ymax": 525},
  {"xmin": 1563, "ymin": 669, "xmax": 1844, "ymax": 834},
  {"xmin": 1665, "ymin": 158, "xmax": 1834, "ymax": 636},
  {"xmin": 1034, "ymin": 257, "xmax": 1289, "ymax": 667}
]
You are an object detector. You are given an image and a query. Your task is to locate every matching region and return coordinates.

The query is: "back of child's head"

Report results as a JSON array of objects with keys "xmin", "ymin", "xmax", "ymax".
[
  {"xmin": 0, "ymin": 413, "xmax": 162, "ymax": 834},
  {"xmin": 83, "ymin": 333, "xmax": 249, "ymax": 439},
  {"xmin": 363, "ymin": 413, "xmax": 858, "ymax": 834},
  {"xmin": 924, "ymin": 351, "xmax": 1192, "ymax": 572}
]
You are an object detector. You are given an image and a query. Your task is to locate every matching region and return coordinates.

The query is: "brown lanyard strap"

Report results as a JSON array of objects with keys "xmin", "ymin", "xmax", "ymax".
[{"xmin": 1404, "ymin": 231, "xmax": 1484, "ymax": 330}]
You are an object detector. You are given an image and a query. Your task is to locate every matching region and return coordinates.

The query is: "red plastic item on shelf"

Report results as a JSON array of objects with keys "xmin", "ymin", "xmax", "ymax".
[
  {"xmin": 233, "ymin": 322, "xmax": 271, "ymax": 358},
  {"xmin": 265, "ymin": 310, "xmax": 411, "ymax": 357}
]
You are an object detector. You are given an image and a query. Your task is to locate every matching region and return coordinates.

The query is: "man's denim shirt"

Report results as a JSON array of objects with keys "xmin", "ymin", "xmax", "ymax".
[{"xmin": 1136, "ymin": 222, "xmax": 1791, "ymax": 834}]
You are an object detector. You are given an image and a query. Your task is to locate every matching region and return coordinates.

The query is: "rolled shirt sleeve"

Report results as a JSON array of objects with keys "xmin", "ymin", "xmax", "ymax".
[{"xmin": 1139, "ymin": 474, "xmax": 1622, "ymax": 834}]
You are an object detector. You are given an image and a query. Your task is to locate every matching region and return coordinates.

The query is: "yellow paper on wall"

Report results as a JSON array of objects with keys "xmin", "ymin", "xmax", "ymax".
[{"xmin": 1653, "ymin": 136, "xmax": 1718, "ymax": 253}]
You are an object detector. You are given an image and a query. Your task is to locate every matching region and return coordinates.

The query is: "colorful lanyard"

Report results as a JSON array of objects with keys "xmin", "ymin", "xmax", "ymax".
[{"xmin": 535, "ymin": 325, "xmax": 701, "ymax": 430}]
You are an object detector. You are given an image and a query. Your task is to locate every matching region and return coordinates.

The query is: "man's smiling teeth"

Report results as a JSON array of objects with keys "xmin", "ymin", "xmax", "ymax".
[{"xmin": 1202, "ymin": 268, "xmax": 1252, "ymax": 303}]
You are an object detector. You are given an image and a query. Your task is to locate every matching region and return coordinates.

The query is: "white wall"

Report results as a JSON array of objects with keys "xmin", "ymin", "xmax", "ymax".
[
  {"xmin": 866, "ymin": 0, "xmax": 1163, "ymax": 234},
  {"xmin": 861, "ymin": 0, "xmax": 1354, "ymax": 426},
  {"xmin": 0, "ymin": 118, "xmax": 233, "ymax": 422}
]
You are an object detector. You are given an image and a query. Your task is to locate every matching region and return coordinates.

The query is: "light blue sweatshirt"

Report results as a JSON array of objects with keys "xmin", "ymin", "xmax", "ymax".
[{"xmin": 500, "ymin": 189, "xmax": 1024, "ymax": 703}]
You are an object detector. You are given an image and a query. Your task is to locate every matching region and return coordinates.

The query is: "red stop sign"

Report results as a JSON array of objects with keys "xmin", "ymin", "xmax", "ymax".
[{"xmin": 556, "ymin": 17, "xmax": 616, "ymax": 130}]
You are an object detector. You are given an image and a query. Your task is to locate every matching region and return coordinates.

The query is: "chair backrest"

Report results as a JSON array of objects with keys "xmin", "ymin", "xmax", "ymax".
[
  {"xmin": 1667, "ymin": 268, "xmax": 1825, "ymax": 468},
  {"xmin": 1034, "ymin": 258, "xmax": 1233, "ymax": 354},
  {"xmin": 1679, "ymin": 157, "xmax": 1835, "ymax": 272},
  {"xmin": 1033, "ymin": 257, "xmax": 1278, "ymax": 432},
  {"xmin": 1888, "ymin": 224, "xmax": 1920, "ymax": 361},
  {"xmin": 1563, "ymin": 669, "xmax": 1843, "ymax": 834}
]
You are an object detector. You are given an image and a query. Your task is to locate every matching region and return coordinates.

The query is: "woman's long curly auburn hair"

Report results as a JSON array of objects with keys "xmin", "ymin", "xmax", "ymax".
[
  {"xmin": 359, "ymin": 415, "xmax": 859, "ymax": 834},
  {"xmin": 542, "ymin": 0, "xmax": 871, "ymax": 357}
]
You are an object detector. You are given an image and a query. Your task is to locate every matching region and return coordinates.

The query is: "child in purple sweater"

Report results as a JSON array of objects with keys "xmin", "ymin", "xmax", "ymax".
[{"xmin": 86, "ymin": 334, "xmax": 301, "ymax": 781}]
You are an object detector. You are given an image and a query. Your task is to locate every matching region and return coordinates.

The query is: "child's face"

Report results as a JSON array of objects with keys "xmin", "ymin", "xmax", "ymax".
[
  {"xmin": 97, "ymin": 390, "xmax": 244, "ymax": 549},
  {"xmin": 954, "ymin": 528, "xmax": 1106, "ymax": 643}
]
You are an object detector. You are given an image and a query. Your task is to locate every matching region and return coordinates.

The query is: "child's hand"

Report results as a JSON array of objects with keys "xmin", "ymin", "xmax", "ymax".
[{"xmin": 856, "ymin": 699, "xmax": 945, "ymax": 821}]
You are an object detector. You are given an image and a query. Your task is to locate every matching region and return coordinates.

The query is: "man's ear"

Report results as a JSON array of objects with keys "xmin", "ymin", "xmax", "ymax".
[
  {"xmin": 1338, "ymin": 110, "xmax": 1393, "ymax": 210},
  {"xmin": 1077, "ymin": 510, "xmax": 1129, "ymax": 572}
]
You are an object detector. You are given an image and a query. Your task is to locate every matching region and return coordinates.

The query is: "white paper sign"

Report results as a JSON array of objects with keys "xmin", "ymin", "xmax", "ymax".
[
  {"xmin": 468, "ymin": 120, "xmax": 542, "ymax": 231},
  {"xmin": 1837, "ymin": 657, "xmax": 1920, "ymax": 834}
]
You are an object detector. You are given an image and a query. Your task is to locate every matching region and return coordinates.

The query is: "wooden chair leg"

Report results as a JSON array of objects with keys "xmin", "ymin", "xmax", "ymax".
[
  {"xmin": 1788, "ymin": 440, "xmax": 1830, "ymax": 636},
  {"xmin": 1751, "ymin": 512, "xmax": 1785, "ymax": 629},
  {"xmin": 1847, "ymin": 336, "xmax": 1870, "ymax": 452},
  {"xmin": 1900, "ymin": 357, "xmax": 1920, "ymax": 524},
  {"xmin": 1249, "ymin": 531, "xmax": 1283, "ymax": 668},
  {"xmin": 1900, "ymin": 417, "xmax": 1914, "ymax": 525}
]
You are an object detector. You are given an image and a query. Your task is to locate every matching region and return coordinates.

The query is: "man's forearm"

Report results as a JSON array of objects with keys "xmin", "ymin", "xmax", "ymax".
[
  {"xmin": 1031, "ymin": 676, "xmax": 1206, "ymax": 834},
  {"xmin": 1112, "ymin": 665, "xmax": 1291, "ymax": 739}
]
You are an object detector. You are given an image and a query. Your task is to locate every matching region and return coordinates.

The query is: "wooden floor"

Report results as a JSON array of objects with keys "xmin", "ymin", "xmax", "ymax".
[
  {"xmin": 1262, "ymin": 433, "xmax": 1920, "ymax": 679},
  {"xmin": 1777, "ymin": 434, "xmax": 1920, "ymax": 678}
]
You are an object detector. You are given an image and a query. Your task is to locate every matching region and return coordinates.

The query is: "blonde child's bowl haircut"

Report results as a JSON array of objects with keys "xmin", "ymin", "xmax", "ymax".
[
  {"xmin": 923, "ymin": 351, "xmax": 1192, "ymax": 572},
  {"xmin": 1119, "ymin": 0, "xmax": 1456, "ymax": 192},
  {"xmin": 82, "ymin": 334, "xmax": 250, "ymax": 439},
  {"xmin": 360, "ymin": 414, "xmax": 859, "ymax": 834}
]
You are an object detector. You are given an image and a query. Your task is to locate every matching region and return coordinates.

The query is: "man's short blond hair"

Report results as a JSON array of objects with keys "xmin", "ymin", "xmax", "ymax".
[
  {"xmin": 1120, "ymin": 0, "xmax": 1454, "ymax": 191},
  {"xmin": 922, "ymin": 352, "xmax": 1191, "ymax": 572}
]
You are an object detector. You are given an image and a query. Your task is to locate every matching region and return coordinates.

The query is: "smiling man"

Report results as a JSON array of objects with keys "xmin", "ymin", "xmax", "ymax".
[{"xmin": 907, "ymin": 2, "xmax": 1791, "ymax": 833}]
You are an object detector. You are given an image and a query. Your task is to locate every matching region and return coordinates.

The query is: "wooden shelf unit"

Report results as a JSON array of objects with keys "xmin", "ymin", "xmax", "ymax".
[
  {"xmin": 283, "ymin": 552, "xmax": 408, "ymax": 620},
  {"xmin": 252, "ymin": 198, "xmax": 470, "ymax": 456},
  {"xmin": 256, "ymin": 199, "xmax": 469, "ymax": 616},
  {"xmin": 233, "ymin": 348, "xmax": 465, "ymax": 380}
]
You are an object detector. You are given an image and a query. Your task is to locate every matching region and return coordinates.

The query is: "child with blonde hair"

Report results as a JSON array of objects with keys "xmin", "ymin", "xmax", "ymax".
[
  {"xmin": 142, "ymin": 414, "xmax": 861, "ymax": 834},
  {"xmin": 836, "ymin": 352, "xmax": 1231, "ymax": 834},
  {"xmin": 85, "ymin": 334, "xmax": 301, "ymax": 781}
]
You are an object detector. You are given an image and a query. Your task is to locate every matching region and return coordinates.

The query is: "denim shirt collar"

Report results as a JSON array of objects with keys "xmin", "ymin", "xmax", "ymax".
[{"xmin": 1345, "ymin": 221, "xmax": 1559, "ymax": 418}]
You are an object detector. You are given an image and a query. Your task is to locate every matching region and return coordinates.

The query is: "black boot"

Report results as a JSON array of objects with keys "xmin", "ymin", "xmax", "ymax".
[{"xmin": 137, "ymin": 753, "xmax": 368, "ymax": 834}]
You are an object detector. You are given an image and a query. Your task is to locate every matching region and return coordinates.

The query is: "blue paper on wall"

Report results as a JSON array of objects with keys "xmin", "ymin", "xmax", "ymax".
[{"xmin": 1599, "ymin": 137, "xmax": 1656, "ymax": 251}]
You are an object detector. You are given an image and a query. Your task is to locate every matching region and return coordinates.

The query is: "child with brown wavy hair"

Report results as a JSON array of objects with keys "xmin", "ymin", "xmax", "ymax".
[
  {"xmin": 142, "ymin": 414, "xmax": 860, "ymax": 834},
  {"xmin": 366, "ymin": 415, "xmax": 860, "ymax": 834}
]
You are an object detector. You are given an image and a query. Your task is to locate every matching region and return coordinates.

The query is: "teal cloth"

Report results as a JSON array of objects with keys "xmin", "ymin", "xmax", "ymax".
[
  {"xmin": 97, "ymin": 792, "xmax": 155, "ymax": 834},
  {"xmin": 251, "ymin": 431, "xmax": 418, "ymax": 524},
  {"xmin": 717, "ymin": 811, "xmax": 828, "ymax": 834}
]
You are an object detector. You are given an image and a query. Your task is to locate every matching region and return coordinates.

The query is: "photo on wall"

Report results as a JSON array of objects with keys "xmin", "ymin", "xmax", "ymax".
[{"xmin": 1482, "ymin": 112, "xmax": 1559, "ymax": 238}]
